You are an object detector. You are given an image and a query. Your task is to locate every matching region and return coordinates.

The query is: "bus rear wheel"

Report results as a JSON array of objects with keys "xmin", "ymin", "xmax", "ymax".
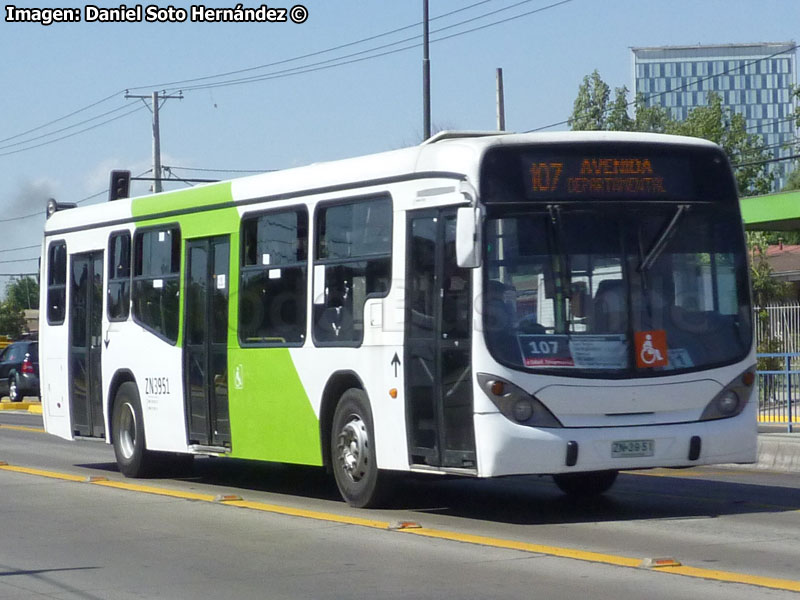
[
  {"xmin": 331, "ymin": 388, "xmax": 385, "ymax": 508},
  {"xmin": 112, "ymin": 382, "xmax": 156, "ymax": 478},
  {"xmin": 552, "ymin": 470, "xmax": 618, "ymax": 496}
]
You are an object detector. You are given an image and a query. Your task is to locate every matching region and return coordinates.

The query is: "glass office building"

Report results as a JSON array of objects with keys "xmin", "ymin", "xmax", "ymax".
[{"xmin": 632, "ymin": 42, "xmax": 798, "ymax": 191}]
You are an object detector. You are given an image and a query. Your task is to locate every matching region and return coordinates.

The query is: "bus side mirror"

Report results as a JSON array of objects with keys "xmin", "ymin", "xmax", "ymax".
[{"xmin": 456, "ymin": 206, "xmax": 482, "ymax": 268}]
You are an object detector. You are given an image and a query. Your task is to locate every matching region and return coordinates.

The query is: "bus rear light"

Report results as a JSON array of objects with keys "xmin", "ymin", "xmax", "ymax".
[{"xmin": 477, "ymin": 373, "xmax": 562, "ymax": 428}]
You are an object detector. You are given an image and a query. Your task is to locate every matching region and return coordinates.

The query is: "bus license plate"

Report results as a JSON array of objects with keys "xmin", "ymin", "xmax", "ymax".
[{"xmin": 611, "ymin": 439, "xmax": 654, "ymax": 458}]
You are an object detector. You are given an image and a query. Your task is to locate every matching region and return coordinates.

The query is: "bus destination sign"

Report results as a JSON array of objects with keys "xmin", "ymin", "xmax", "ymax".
[{"xmin": 527, "ymin": 157, "xmax": 668, "ymax": 198}]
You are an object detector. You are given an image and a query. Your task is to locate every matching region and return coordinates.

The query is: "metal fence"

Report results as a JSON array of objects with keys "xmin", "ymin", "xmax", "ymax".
[
  {"xmin": 757, "ymin": 352, "xmax": 800, "ymax": 432},
  {"xmin": 755, "ymin": 304, "xmax": 800, "ymax": 354}
]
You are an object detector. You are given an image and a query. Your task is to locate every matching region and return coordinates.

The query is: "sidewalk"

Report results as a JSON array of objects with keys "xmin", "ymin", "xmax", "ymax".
[{"xmin": 753, "ymin": 428, "xmax": 800, "ymax": 472}]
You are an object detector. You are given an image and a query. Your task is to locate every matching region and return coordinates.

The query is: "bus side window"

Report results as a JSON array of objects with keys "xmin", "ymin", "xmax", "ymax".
[
  {"xmin": 313, "ymin": 197, "xmax": 392, "ymax": 345},
  {"xmin": 47, "ymin": 241, "xmax": 67, "ymax": 325},
  {"xmin": 239, "ymin": 208, "xmax": 308, "ymax": 346},
  {"xmin": 108, "ymin": 231, "xmax": 131, "ymax": 321},
  {"xmin": 131, "ymin": 227, "xmax": 181, "ymax": 343}
]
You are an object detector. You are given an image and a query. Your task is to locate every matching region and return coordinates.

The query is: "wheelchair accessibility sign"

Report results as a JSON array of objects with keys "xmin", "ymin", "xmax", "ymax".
[{"xmin": 635, "ymin": 330, "xmax": 669, "ymax": 368}]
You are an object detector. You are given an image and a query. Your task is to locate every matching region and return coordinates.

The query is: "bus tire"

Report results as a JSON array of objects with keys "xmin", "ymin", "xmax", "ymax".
[
  {"xmin": 112, "ymin": 382, "xmax": 156, "ymax": 478},
  {"xmin": 331, "ymin": 388, "xmax": 384, "ymax": 508},
  {"xmin": 552, "ymin": 470, "xmax": 618, "ymax": 496}
]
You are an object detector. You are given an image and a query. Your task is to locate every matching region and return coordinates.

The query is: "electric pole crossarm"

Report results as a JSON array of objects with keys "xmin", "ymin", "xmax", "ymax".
[{"xmin": 124, "ymin": 90, "xmax": 183, "ymax": 194}]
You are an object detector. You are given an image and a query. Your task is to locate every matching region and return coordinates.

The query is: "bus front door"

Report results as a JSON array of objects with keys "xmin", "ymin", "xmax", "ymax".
[
  {"xmin": 406, "ymin": 209, "xmax": 477, "ymax": 469},
  {"xmin": 69, "ymin": 251, "xmax": 104, "ymax": 438},
  {"xmin": 184, "ymin": 236, "xmax": 231, "ymax": 450}
]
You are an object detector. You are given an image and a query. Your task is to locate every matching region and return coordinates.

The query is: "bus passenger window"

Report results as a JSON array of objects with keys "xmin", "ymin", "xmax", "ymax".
[
  {"xmin": 239, "ymin": 208, "xmax": 308, "ymax": 346},
  {"xmin": 108, "ymin": 231, "xmax": 131, "ymax": 321},
  {"xmin": 132, "ymin": 227, "xmax": 181, "ymax": 343},
  {"xmin": 47, "ymin": 241, "xmax": 67, "ymax": 325},
  {"xmin": 313, "ymin": 197, "xmax": 392, "ymax": 345}
]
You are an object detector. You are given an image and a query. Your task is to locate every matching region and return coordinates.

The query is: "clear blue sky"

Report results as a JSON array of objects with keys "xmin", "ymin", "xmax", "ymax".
[{"xmin": 1, "ymin": 0, "xmax": 798, "ymax": 295}]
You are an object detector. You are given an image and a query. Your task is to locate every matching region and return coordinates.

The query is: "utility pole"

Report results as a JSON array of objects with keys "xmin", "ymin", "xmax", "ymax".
[
  {"xmin": 496, "ymin": 68, "xmax": 506, "ymax": 131},
  {"xmin": 125, "ymin": 90, "xmax": 183, "ymax": 193},
  {"xmin": 422, "ymin": 0, "xmax": 431, "ymax": 141}
]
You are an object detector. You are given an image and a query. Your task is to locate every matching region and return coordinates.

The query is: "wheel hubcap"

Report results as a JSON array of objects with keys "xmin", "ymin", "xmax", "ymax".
[
  {"xmin": 118, "ymin": 402, "xmax": 137, "ymax": 460},
  {"xmin": 336, "ymin": 416, "xmax": 369, "ymax": 483},
  {"xmin": 9, "ymin": 379, "xmax": 17, "ymax": 400}
]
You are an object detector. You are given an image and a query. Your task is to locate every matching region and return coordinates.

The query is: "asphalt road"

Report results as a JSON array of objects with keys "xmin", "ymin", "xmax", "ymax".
[{"xmin": 2, "ymin": 410, "xmax": 800, "ymax": 599}]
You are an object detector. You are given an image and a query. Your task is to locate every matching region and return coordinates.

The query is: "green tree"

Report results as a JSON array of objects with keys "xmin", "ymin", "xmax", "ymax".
[
  {"xmin": 0, "ymin": 277, "xmax": 38, "ymax": 339},
  {"xmin": 632, "ymin": 93, "xmax": 672, "ymax": 133},
  {"xmin": 568, "ymin": 70, "xmax": 610, "ymax": 131},
  {"xmin": 5, "ymin": 276, "xmax": 39, "ymax": 310},
  {"xmin": 605, "ymin": 86, "xmax": 634, "ymax": 131},
  {"xmin": 0, "ymin": 300, "xmax": 25, "ymax": 339},
  {"xmin": 783, "ymin": 163, "xmax": 800, "ymax": 191},
  {"xmin": 569, "ymin": 72, "xmax": 774, "ymax": 196},
  {"xmin": 667, "ymin": 93, "xmax": 773, "ymax": 196}
]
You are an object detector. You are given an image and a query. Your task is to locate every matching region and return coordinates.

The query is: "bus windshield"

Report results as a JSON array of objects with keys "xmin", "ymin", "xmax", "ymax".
[{"xmin": 482, "ymin": 204, "xmax": 752, "ymax": 376}]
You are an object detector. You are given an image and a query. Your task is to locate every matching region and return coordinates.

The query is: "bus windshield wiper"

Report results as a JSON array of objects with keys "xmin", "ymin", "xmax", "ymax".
[
  {"xmin": 638, "ymin": 205, "xmax": 689, "ymax": 273},
  {"xmin": 547, "ymin": 204, "xmax": 572, "ymax": 333}
]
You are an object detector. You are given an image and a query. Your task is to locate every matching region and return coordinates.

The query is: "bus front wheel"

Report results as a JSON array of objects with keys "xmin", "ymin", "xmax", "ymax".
[
  {"xmin": 331, "ymin": 388, "xmax": 385, "ymax": 508},
  {"xmin": 552, "ymin": 470, "xmax": 618, "ymax": 496},
  {"xmin": 112, "ymin": 382, "xmax": 156, "ymax": 478}
]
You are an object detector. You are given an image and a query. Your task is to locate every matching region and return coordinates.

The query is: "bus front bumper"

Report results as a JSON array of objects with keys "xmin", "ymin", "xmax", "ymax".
[{"xmin": 473, "ymin": 402, "xmax": 757, "ymax": 477}]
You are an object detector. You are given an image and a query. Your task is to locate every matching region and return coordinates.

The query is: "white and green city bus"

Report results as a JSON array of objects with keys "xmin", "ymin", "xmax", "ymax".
[{"xmin": 39, "ymin": 131, "xmax": 756, "ymax": 507}]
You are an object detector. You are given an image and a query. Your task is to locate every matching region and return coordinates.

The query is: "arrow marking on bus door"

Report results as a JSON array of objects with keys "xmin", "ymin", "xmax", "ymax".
[
  {"xmin": 104, "ymin": 330, "xmax": 110, "ymax": 349},
  {"xmin": 391, "ymin": 353, "xmax": 401, "ymax": 377}
]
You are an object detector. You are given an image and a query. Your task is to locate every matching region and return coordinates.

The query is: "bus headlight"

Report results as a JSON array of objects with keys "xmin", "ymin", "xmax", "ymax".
[
  {"xmin": 717, "ymin": 391, "xmax": 740, "ymax": 415},
  {"xmin": 700, "ymin": 367, "xmax": 755, "ymax": 421},
  {"xmin": 477, "ymin": 373, "xmax": 562, "ymax": 428},
  {"xmin": 512, "ymin": 399, "xmax": 534, "ymax": 422}
]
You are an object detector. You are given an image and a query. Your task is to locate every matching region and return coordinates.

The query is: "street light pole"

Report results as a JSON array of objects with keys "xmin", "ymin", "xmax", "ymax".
[{"xmin": 422, "ymin": 0, "xmax": 431, "ymax": 141}]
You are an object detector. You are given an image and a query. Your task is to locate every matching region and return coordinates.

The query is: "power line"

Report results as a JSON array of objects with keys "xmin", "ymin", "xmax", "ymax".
[
  {"xmin": 0, "ymin": 104, "xmax": 147, "ymax": 158},
  {"xmin": 0, "ymin": 90, "xmax": 123, "ymax": 145},
  {"xmin": 0, "ymin": 103, "xmax": 134, "ymax": 152},
  {"xmin": 0, "ymin": 1, "xmax": 571, "ymax": 156},
  {"xmin": 0, "ymin": 257, "xmax": 38, "ymax": 265},
  {"xmin": 176, "ymin": 0, "xmax": 573, "ymax": 93},
  {"xmin": 165, "ymin": 165, "xmax": 272, "ymax": 174},
  {"xmin": 734, "ymin": 152, "xmax": 800, "ymax": 169},
  {"xmin": 2, "ymin": 3, "xmax": 500, "ymax": 150},
  {"xmin": 128, "ymin": 0, "xmax": 500, "ymax": 92},
  {"xmin": 0, "ymin": 245, "xmax": 40, "ymax": 254}
]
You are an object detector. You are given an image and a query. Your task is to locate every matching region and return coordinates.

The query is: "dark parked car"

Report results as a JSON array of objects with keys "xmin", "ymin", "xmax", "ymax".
[{"xmin": 0, "ymin": 340, "xmax": 39, "ymax": 402}]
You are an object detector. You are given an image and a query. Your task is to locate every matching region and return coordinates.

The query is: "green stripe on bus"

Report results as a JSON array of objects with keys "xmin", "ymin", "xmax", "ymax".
[
  {"xmin": 227, "ymin": 348, "xmax": 323, "ymax": 465},
  {"xmin": 131, "ymin": 182, "xmax": 234, "ymax": 218}
]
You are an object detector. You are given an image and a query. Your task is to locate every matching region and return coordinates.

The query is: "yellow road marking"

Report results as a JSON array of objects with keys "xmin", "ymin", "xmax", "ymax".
[
  {"xmin": 92, "ymin": 479, "xmax": 219, "ymax": 502},
  {"xmin": 0, "ymin": 424, "xmax": 45, "ymax": 433},
  {"xmin": 656, "ymin": 564, "xmax": 800, "ymax": 592},
  {"xmin": 0, "ymin": 464, "xmax": 86, "ymax": 482},
  {"xmin": 227, "ymin": 499, "xmax": 390, "ymax": 529},
  {"xmin": 398, "ymin": 526, "xmax": 641, "ymax": 567},
  {"xmin": 2, "ymin": 461, "xmax": 800, "ymax": 592}
]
